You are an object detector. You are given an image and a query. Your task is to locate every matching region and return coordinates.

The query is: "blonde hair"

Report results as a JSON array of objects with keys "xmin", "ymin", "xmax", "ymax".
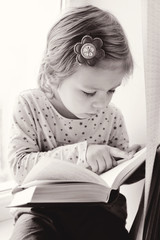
[{"xmin": 38, "ymin": 5, "xmax": 133, "ymax": 98}]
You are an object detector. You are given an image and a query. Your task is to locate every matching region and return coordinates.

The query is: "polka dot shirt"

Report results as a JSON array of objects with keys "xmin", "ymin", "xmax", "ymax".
[{"xmin": 8, "ymin": 88, "xmax": 129, "ymax": 184}]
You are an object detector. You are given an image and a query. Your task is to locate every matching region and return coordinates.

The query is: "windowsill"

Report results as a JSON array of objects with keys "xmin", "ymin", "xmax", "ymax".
[
  {"xmin": 0, "ymin": 180, "xmax": 16, "ymax": 238},
  {"xmin": 0, "ymin": 218, "xmax": 14, "ymax": 239},
  {"xmin": 0, "ymin": 180, "xmax": 15, "ymax": 221}
]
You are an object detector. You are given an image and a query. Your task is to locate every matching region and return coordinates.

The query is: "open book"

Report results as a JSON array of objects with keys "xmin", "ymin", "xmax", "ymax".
[{"xmin": 9, "ymin": 147, "xmax": 146, "ymax": 207}]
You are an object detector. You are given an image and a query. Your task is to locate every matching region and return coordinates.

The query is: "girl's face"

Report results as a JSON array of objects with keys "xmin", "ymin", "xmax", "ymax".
[{"xmin": 56, "ymin": 62, "xmax": 125, "ymax": 119}]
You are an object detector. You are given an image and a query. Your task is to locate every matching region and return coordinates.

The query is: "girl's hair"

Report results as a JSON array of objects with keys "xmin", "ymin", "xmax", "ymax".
[{"xmin": 38, "ymin": 5, "xmax": 133, "ymax": 98}]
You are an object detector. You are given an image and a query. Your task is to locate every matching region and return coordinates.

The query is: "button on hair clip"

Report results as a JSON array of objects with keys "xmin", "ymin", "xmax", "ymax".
[{"xmin": 74, "ymin": 35, "xmax": 105, "ymax": 66}]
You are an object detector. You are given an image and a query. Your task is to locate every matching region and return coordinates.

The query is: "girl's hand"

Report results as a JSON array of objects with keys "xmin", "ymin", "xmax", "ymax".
[{"xmin": 86, "ymin": 144, "xmax": 133, "ymax": 174}]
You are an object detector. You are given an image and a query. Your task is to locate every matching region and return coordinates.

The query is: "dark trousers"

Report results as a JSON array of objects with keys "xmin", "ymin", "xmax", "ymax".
[{"xmin": 10, "ymin": 195, "xmax": 130, "ymax": 240}]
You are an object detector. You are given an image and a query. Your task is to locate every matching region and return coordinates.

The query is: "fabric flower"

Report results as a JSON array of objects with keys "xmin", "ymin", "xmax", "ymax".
[{"xmin": 74, "ymin": 35, "xmax": 105, "ymax": 66}]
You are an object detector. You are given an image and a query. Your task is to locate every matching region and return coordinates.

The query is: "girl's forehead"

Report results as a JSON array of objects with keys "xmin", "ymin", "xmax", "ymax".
[
  {"xmin": 72, "ymin": 64, "xmax": 125, "ymax": 90},
  {"xmin": 76, "ymin": 59, "xmax": 125, "ymax": 76}
]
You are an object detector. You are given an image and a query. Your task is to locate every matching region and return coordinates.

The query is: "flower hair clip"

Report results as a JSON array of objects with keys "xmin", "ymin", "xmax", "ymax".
[{"xmin": 74, "ymin": 35, "xmax": 105, "ymax": 66}]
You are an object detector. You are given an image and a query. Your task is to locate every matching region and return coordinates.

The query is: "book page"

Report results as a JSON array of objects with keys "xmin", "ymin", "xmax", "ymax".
[
  {"xmin": 9, "ymin": 187, "xmax": 36, "ymax": 206},
  {"xmin": 23, "ymin": 157, "xmax": 107, "ymax": 187}
]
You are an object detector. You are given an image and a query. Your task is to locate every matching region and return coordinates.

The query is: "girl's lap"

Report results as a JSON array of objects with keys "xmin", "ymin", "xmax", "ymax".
[{"xmin": 10, "ymin": 203, "xmax": 130, "ymax": 240}]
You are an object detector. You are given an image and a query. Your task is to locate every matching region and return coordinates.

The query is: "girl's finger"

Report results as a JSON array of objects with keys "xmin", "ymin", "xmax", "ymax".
[
  {"xmin": 89, "ymin": 159, "xmax": 99, "ymax": 173},
  {"xmin": 103, "ymin": 151, "xmax": 113, "ymax": 170},
  {"xmin": 97, "ymin": 157, "xmax": 106, "ymax": 174},
  {"xmin": 108, "ymin": 146, "xmax": 133, "ymax": 159}
]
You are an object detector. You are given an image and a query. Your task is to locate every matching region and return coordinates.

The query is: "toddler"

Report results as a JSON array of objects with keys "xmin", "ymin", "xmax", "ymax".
[{"xmin": 9, "ymin": 5, "xmax": 141, "ymax": 240}]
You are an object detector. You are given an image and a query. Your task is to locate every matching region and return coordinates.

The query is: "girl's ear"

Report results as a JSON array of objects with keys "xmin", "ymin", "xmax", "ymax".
[{"xmin": 41, "ymin": 71, "xmax": 59, "ymax": 99}]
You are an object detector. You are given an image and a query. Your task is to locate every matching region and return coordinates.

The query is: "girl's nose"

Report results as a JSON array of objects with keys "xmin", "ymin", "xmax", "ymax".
[{"xmin": 92, "ymin": 92, "xmax": 109, "ymax": 109}]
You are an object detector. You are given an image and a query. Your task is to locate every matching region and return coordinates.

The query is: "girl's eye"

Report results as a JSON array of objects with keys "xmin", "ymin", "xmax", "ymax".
[
  {"xmin": 82, "ymin": 91, "xmax": 96, "ymax": 97},
  {"xmin": 108, "ymin": 89, "xmax": 115, "ymax": 94}
]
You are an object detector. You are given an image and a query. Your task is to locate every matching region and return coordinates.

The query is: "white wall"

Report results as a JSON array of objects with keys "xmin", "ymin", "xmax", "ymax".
[{"xmin": 0, "ymin": 1, "xmax": 61, "ymax": 100}]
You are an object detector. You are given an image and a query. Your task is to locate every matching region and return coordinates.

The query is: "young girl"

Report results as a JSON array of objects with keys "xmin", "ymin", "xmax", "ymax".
[{"xmin": 9, "ymin": 5, "xmax": 141, "ymax": 240}]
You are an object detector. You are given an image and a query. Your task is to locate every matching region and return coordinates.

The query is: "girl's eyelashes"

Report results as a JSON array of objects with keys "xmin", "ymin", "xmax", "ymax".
[
  {"xmin": 82, "ymin": 89, "xmax": 116, "ymax": 97},
  {"xmin": 108, "ymin": 89, "xmax": 116, "ymax": 94},
  {"xmin": 82, "ymin": 91, "xmax": 96, "ymax": 97}
]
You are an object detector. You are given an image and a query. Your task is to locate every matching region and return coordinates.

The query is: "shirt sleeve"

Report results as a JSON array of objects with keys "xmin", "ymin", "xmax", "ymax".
[
  {"xmin": 8, "ymin": 95, "xmax": 88, "ymax": 184},
  {"xmin": 108, "ymin": 108, "xmax": 129, "ymax": 152}
]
